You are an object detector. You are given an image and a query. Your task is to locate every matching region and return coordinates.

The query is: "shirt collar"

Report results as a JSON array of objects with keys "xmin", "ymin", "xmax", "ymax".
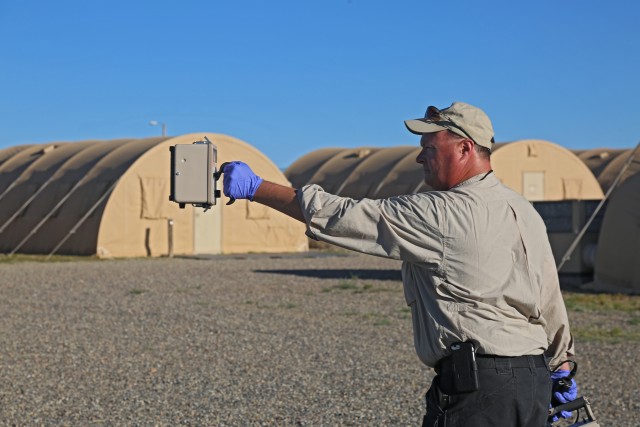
[{"xmin": 451, "ymin": 170, "xmax": 494, "ymax": 189}]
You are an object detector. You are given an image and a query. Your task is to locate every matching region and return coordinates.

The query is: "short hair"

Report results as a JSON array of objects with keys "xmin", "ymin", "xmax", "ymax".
[
  {"xmin": 474, "ymin": 143, "xmax": 491, "ymax": 159},
  {"xmin": 446, "ymin": 130, "xmax": 491, "ymax": 159}
]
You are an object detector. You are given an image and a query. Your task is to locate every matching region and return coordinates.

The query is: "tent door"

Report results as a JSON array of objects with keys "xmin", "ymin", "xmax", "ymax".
[
  {"xmin": 523, "ymin": 172, "xmax": 545, "ymax": 201},
  {"xmin": 193, "ymin": 202, "xmax": 222, "ymax": 254}
]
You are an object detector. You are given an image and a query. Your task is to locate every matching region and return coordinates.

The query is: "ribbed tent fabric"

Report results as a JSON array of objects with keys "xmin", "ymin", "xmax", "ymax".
[
  {"xmin": 0, "ymin": 143, "xmax": 62, "ymax": 198},
  {"xmin": 0, "ymin": 144, "xmax": 34, "ymax": 167},
  {"xmin": 595, "ymin": 149, "xmax": 640, "ymax": 193},
  {"xmin": 305, "ymin": 147, "xmax": 382, "ymax": 194},
  {"xmin": 593, "ymin": 172, "xmax": 640, "ymax": 293},
  {"xmin": 372, "ymin": 148, "xmax": 431, "ymax": 198},
  {"xmin": 576, "ymin": 148, "xmax": 627, "ymax": 179},
  {"xmin": 284, "ymin": 140, "xmax": 604, "ymax": 201},
  {"xmin": 0, "ymin": 134, "xmax": 307, "ymax": 257},
  {"xmin": 285, "ymin": 148, "xmax": 345, "ymax": 188},
  {"xmin": 284, "ymin": 146, "xmax": 430, "ymax": 198},
  {"xmin": 0, "ymin": 140, "xmax": 102, "ymax": 242},
  {"xmin": 338, "ymin": 146, "xmax": 423, "ymax": 199}
]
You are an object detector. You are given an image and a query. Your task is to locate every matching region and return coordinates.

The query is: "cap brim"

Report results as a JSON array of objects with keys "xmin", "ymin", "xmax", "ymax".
[{"xmin": 404, "ymin": 119, "xmax": 448, "ymax": 135}]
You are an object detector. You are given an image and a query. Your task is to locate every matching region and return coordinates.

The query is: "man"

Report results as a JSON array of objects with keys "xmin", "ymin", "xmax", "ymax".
[{"xmin": 221, "ymin": 102, "xmax": 577, "ymax": 426}]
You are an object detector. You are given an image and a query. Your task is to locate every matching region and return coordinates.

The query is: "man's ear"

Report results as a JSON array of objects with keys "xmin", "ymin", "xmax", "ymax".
[{"xmin": 459, "ymin": 138, "xmax": 474, "ymax": 156}]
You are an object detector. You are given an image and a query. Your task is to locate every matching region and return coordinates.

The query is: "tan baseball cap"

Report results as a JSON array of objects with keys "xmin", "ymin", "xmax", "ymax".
[{"xmin": 404, "ymin": 102, "xmax": 495, "ymax": 150}]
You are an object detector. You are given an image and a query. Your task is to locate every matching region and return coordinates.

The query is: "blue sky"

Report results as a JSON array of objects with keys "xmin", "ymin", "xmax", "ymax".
[{"xmin": 1, "ymin": 0, "xmax": 639, "ymax": 168}]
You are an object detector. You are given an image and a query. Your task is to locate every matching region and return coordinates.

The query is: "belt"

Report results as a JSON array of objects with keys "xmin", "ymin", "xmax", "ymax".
[{"xmin": 437, "ymin": 353, "xmax": 547, "ymax": 374}]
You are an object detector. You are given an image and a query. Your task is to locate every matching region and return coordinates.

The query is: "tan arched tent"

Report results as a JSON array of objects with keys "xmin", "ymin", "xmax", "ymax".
[
  {"xmin": 0, "ymin": 134, "xmax": 307, "ymax": 258},
  {"xmin": 491, "ymin": 140, "xmax": 604, "ymax": 201},
  {"xmin": 285, "ymin": 140, "xmax": 603, "ymax": 202},
  {"xmin": 592, "ymin": 172, "xmax": 640, "ymax": 293}
]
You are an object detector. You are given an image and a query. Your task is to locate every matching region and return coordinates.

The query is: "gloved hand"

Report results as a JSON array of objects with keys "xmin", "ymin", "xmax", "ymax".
[
  {"xmin": 550, "ymin": 369, "xmax": 578, "ymax": 421},
  {"xmin": 222, "ymin": 161, "xmax": 263, "ymax": 202}
]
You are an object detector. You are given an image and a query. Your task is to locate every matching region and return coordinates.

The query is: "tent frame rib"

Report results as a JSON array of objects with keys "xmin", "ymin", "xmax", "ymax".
[
  {"xmin": 46, "ymin": 179, "xmax": 120, "ymax": 259},
  {"xmin": 0, "ymin": 180, "xmax": 54, "ymax": 234},
  {"xmin": 9, "ymin": 177, "xmax": 92, "ymax": 256},
  {"xmin": 0, "ymin": 181, "xmax": 19, "ymax": 204}
]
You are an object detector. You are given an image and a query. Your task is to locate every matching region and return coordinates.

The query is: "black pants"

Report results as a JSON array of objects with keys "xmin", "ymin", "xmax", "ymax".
[{"xmin": 422, "ymin": 355, "xmax": 552, "ymax": 427}]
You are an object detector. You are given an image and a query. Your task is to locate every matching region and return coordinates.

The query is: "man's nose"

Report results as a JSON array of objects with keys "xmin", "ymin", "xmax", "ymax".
[{"xmin": 416, "ymin": 151, "xmax": 424, "ymax": 164}]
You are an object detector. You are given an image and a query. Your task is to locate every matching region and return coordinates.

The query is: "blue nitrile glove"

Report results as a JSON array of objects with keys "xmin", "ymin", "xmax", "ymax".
[
  {"xmin": 222, "ymin": 161, "xmax": 263, "ymax": 202},
  {"xmin": 550, "ymin": 369, "xmax": 578, "ymax": 421}
]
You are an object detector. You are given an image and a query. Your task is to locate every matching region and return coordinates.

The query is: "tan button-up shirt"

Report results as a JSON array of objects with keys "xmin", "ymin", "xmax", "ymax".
[{"xmin": 298, "ymin": 173, "xmax": 574, "ymax": 368}]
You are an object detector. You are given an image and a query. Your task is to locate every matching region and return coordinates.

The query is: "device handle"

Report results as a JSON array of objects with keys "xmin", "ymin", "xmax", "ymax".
[
  {"xmin": 214, "ymin": 162, "xmax": 235, "ymax": 205},
  {"xmin": 549, "ymin": 396, "xmax": 586, "ymax": 417},
  {"xmin": 548, "ymin": 395, "xmax": 599, "ymax": 425}
]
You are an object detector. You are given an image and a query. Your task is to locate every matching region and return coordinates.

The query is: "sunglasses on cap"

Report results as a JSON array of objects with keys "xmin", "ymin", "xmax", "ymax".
[{"xmin": 425, "ymin": 106, "xmax": 477, "ymax": 143}]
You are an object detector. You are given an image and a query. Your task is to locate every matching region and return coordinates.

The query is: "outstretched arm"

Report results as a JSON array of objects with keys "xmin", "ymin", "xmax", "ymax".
[
  {"xmin": 221, "ymin": 161, "xmax": 442, "ymax": 261},
  {"xmin": 253, "ymin": 180, "xmax": 305, "ymax": 223},
  {"xmin": 220, "ymin": 161, "xmax": 304, "ymax": 222}
]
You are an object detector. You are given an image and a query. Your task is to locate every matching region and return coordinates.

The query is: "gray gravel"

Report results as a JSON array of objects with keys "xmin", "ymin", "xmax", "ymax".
[{"xmin": 0, "ymin": 252, "xmax": 638, "ymax": 426}]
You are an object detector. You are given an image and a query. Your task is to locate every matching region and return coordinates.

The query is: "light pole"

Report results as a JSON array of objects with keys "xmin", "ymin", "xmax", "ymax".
[{"xmin": 149, "ymin": 120, "xmax": 167, "ymax": 137}]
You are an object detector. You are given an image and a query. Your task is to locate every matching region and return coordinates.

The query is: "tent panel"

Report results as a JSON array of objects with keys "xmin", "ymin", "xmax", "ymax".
[
  {"xmin": 5, "ymin": 139, "xmax": 144, "ymax": 254},
  {"xmin": 597, "ymin": 150, "xmax": 640, "ymax": 193},
  {"xmin": 0, "ymin": 139, "xmax": 137, "ymax": 253},
  {"xmin": 0, "ymin": 145, "xmax": 34, "ymax": 167},
  {"xmin": 49, "ymin": 138, "xmax": 167, "ymax": 255},
  {"xmin": 306, "ymin": 148, "xmax": 380, "ymax": 194},
  {"xmin": 372, "ymin": 148, "xmax": 428, "ymax": 198},
  {"xmin": 0, "ymin": 144, "xmax": 63, "ymax": 196},
  {"xmin": 577, "ymin": 148, "xmax": 626, "ymax": 178},
  {"xmin": 339, "ymin": 146, "xmax": 418, "ymax": 199},
  {"xmin": 0, "ymin": 141, "xmax": 96, "ymax": 230},
  {"xmin": 594, "ymin": 172, "xmax": 640, "ymax": 293},
  {"xmin": 284, "ymin": 148, "xmax": 345, "ymax": 188}
]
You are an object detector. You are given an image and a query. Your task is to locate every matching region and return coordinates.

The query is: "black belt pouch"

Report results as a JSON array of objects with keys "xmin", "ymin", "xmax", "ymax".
[{"xmin": 448, "ymin": 341, "xmax": 479, "ymax": 393}]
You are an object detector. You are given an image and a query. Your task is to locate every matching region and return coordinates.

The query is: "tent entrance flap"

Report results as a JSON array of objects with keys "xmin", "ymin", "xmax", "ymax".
[
  {"xmin": 193, "ymin": 202, "xmax": 221, "ymax": 254},
  {"xmin": 523, "ymin": 171, "xmax": 545, "ymax": 201}
]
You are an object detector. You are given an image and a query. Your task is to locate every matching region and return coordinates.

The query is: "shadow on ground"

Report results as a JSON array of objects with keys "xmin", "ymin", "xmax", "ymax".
[{"xmin": 254, "ymin": 269, "xmax": 402, "ymax": 281}]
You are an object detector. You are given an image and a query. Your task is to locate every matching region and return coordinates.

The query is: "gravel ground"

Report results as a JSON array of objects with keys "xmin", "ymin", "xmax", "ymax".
[{"xmin": 0, "ymin": 252, "xmax": 638, "ymax": 426}]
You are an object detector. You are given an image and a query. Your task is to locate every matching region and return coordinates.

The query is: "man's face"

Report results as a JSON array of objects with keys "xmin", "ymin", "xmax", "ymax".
[{"xmin": 415, "ymin": 131, "xmax": 461, "ymax": 191}]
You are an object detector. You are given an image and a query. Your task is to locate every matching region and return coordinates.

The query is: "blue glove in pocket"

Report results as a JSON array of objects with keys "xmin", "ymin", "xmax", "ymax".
[{"xmin": 550, "ymin": 369, "xmax": 578, "ymax": 421}]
